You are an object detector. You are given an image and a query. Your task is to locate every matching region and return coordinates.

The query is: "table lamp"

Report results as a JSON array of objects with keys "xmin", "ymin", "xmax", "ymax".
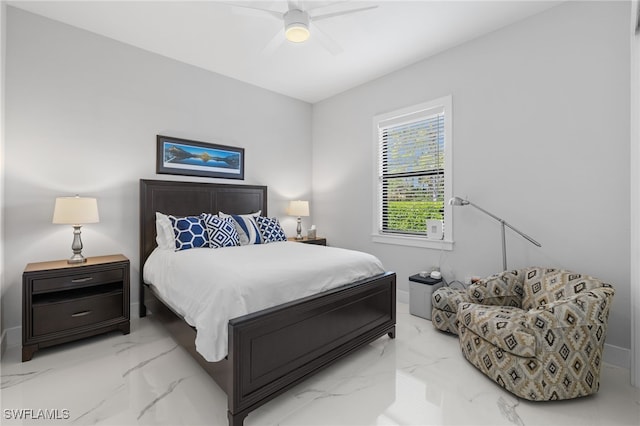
[
  {"xmin": 53, "ymin": 195, "xmax": 100, "ymax": 264},
  {"xmin": 288, "ymin": 200, "xmax": 309, "ymax": 240}
]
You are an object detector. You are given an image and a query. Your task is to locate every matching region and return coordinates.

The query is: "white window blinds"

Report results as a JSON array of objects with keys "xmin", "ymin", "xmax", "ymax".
[{"xmin": 377, "ymin": 105, "xmax": 446, "ymax": 236}]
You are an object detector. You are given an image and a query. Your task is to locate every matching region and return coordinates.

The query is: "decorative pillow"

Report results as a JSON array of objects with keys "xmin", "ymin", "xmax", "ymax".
[
  {"xmin": 255, "ymin": 216, "xmax": 287, "ymax": 243},
  {"xmin": 155, "ymin": 212, "xmax": 175, "ymax": 250},
  {"xmin": 219, "ymin": 211, "xmax": 262, "ymax": 245},
  {"xmin": 168, "ymin": 215, "xmax": 209, "ymax": 251},
  {"xmin": 200, "ymin": 213, "xmax": 240, "ymax": 248}
]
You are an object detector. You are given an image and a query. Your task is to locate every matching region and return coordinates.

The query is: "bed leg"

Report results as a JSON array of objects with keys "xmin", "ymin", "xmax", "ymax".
[
  {"xmin": 228, "ymin": 410, "xmax": 247, "ymax": 426},
  {"xmin": 388, "ymin": 327, "xmax": 396, "ymax": 339},
  {"xmin": 140, "ymin": 303, "xmax": 147, "ymax": 318}
]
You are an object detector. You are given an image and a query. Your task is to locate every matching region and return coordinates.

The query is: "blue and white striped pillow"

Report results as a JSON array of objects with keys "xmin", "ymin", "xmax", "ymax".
[
  {"xmin": 255, "ymin": 216, "xmax": 287, "ymax": 243},
  {"xmin": 200, "ymin": 214, "xmax": 240, "ymax": 248},
  {"xmin": 219, "ymin": 211, "xmax": 262, "ymax": 245}
]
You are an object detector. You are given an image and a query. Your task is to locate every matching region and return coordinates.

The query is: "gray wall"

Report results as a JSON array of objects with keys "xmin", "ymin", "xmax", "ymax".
[
  {"xmin": 2, "ymin": 7, "xmax": 312, "ymax": 339},
  {"xmin": 0, "ymin": 1, "xmax": 6, "ymax": 353},
  {"xmin": 312, "ymin": 0, "xmax": 631, "ymax": 358},
  {"xmin": 630, "ymin": 0, "xmax": 640, "ymax": 387}
]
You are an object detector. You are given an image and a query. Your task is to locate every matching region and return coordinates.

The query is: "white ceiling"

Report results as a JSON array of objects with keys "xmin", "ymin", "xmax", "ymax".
[{"xmin": 8, "ymin": 0, "xmax": 563, "ymax": 103}]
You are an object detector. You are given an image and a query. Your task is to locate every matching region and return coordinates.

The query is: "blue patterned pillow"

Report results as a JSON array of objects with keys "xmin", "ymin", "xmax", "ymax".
[
  {"xmin": 219, "ymin": 211, "xmax": 262, "ymax": 245},
  {"xmin": 168, "ymin": 215, "xmax": 209, "ymax": 251},
  {"xmin": 200, "ymin": 214, "xmax": 240, "ymax": 248},
  {"xmin": 255, "ymin": 216, "xmax": 287, "ymax": 243}
]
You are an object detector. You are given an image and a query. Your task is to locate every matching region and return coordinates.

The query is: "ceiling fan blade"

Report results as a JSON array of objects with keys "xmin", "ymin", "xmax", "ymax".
[
  {"xmin": 260, "ymin": 27, "xmax": 285, "ymax": 56},
  {"xmin": 310, "ymin": 22, "xmax": 343, "ymax": 56},
  {"xmin": 304, "ymin": 1, "xmax": 350, "ymax": 13},
  {"xmin": 311, "ymin": 5, "xmax": 378, "ymax": 22},
  {"xmin": 220, "ymin": 2, "xmax": 283, "ymax": 20}
]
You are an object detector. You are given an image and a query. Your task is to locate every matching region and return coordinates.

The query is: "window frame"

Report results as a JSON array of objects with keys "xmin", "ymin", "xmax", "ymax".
[{"xmin": 372, "ymin": 95, "xmax": 453, "ymax": 250}]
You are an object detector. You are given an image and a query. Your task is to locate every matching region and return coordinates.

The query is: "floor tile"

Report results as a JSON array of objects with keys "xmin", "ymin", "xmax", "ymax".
[{"xmin": 1, "ymin": 303, "xmax": 639, "ymax": 425}]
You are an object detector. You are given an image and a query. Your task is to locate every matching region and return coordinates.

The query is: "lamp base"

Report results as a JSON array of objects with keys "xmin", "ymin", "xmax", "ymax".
[
  {"xmin": 295, "ymin": 216, "xmax": 303, "ymax": 240},
  {"xmin": 67, "ymin": 254, "xmax": 87, "ymax": 264},
  {"xmin": 68, "ymin": 225, "xmax": 87, "ymax": 264}
]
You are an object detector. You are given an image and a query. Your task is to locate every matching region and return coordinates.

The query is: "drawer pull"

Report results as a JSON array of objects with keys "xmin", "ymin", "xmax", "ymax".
[
  {"xmin": 71, "ymin": 310, "xmax": 92, "ymax": 318},
  {"xmin": 71, "ymin": 277, "xmax": 94, "ymax": 283}
]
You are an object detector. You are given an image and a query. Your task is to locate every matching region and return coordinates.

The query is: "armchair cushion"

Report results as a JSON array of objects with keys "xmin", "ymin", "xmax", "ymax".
[{"xmin": 459, "ymin": 303, "xmax": 536, "ymax": 358}]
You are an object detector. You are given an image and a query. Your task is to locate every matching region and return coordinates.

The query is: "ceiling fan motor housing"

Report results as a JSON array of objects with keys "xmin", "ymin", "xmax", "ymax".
[{"xmin": 284, "ymin": 9, "xmax": 310, "ymax": 43}]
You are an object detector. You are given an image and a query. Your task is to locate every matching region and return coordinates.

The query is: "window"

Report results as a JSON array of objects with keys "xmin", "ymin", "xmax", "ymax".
[{"xmin": 372, "ymin": 96, "xmax": 452, "ymax": 249}]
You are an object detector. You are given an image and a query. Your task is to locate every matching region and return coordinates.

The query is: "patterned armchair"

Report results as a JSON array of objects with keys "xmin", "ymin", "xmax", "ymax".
[{"xmin": 458, "ymin": 267, "xmax": 615, "ymax": 401}]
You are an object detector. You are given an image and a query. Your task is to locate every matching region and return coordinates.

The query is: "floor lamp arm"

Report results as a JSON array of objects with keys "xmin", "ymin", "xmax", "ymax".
[
  {"xmin": 466, "ymin": 200, "xmax": 542, "ymax": 271},
  {"xmin": 502, "ymin": 220, "xmax": 542, "ymax": 247}
]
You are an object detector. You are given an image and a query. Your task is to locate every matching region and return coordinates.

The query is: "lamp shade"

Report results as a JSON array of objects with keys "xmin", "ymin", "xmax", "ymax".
[
  {"xmin": 288, "ymin": 200, "xmax": 309, "ymax": 217},
  {"xmin": 53, "ymin": 196, "xmax": 100, "ymax": 225},
  {"xmin": 448, "ymin": 196, "xmax": 469, "ymax": 206}
]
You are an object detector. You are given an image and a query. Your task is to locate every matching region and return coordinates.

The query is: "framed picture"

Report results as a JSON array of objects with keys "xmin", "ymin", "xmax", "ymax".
[{"xmin": 156, "ymin": 135, "xmax": 244, "ymax": 180}]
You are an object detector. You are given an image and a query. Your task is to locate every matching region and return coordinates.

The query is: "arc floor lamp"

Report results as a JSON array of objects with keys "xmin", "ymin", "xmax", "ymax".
[{"xmin": 449, "ymin": 196, "xmax": 541, "ymax": 271}]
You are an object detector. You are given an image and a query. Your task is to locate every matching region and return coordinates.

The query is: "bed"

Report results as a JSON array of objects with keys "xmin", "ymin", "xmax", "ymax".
[{"xmin": 139, "ymin": 179, "xmax": 396, "ymax": 426}]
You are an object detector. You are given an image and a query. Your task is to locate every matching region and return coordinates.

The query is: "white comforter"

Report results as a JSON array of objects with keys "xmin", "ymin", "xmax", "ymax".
[{"xmin": 143, "ymin": 241, "xmax": 385, "ymax": 361}]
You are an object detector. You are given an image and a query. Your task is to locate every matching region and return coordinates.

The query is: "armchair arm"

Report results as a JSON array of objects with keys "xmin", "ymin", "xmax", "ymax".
[
  {"xmin": 467, "ymin": 269, "xmax": 525, "ymax": 307},
  {"xmin": 523, "ymin": 287, "xmax": 615, "ymax": 352}
]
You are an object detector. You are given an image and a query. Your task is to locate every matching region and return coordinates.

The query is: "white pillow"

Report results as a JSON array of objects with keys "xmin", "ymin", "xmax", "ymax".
[
  {"xmin": 155, "ymin": 212, "xmax": 175, "ymax": 250},
  {"xmin": 219, "ymin": 211, "xmax": 262, "ymax": 245}
]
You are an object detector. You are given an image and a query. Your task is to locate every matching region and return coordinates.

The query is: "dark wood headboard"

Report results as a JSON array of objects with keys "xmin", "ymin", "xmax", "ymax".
[{"xmin": 139, "ymin": 179, "xmax": 268, "ymax": 267}]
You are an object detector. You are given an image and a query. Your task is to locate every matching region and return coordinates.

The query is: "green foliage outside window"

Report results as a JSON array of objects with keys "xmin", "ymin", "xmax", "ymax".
[{"xmin": 385, "ymin": 200, "xmax": 443, "ymax": 234}]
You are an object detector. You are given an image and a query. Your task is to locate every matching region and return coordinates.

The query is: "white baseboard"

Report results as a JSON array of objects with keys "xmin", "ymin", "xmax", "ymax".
[
  {"xmin": 1, "ymin": 325, "xmax": 21, "ymax": 358},
  {"xmin": 1, "ymin": 328, "xmax": 6, "ymax": 358},
  {"xmin": 397, "ymin": 289, "xmax": 409, "ymax": 304},
  {"xmin": 604, "ymin": 343, "xmax": 630, "ymax": 370},
  {"xmin": 131, "ymin": 302, "xmax": 140, "ymax": 319}
]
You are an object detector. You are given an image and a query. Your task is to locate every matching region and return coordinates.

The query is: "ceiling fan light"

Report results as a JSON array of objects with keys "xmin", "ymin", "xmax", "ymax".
[
  {"xmin": 284, "ymin": 9, "xmax": 310, "ymax": 43},
  {"xmin": 285, "ymin": 23, "xmax": 310, "ymax": 43}
]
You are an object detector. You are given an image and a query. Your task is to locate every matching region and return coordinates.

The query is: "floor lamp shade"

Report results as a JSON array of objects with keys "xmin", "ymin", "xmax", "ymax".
[{"xmin": 53, "ymin": 196, "xmax": 100, "ymax": 264}]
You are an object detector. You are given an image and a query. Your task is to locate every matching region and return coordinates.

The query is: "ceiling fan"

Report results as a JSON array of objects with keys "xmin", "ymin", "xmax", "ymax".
[{"xmin": 227, "ymin": 1, "xmax": 379, "ymax": 55}]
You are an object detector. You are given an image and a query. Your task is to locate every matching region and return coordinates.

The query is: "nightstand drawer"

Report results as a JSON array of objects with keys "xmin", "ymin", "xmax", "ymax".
[
  {"xmin": 32, "ymin": 291, "xmax": 123, "ymax": 336},
  {"xmin": 32, "ymin": 269, "xmax": 124, "ymax": 294}
]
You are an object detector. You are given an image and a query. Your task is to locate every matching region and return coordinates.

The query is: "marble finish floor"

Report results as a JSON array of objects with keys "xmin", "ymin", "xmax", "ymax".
[{"xmin": 1, "ymin": 303, "xmax": 639, "ymax": 426}]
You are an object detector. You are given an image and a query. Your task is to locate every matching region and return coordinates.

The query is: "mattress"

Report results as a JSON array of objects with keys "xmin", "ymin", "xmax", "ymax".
[{"xmin": 143, "ymin": 241, "xmax": 386, "ymax": 361}]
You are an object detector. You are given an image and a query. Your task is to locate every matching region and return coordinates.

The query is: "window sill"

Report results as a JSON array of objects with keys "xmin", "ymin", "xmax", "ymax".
[{"xmin": 371, "ymin": 233, "xmax": 453, "ymax": 250}]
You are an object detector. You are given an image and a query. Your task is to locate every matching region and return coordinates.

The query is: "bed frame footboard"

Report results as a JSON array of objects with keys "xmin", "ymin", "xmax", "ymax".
[
  {"xmin": 143, "ymin": 272, "xmax": 395, "ymax": 426},
  {"xmin": 226, "ymin": 271, "xmax": 396, "ymax": 425}
]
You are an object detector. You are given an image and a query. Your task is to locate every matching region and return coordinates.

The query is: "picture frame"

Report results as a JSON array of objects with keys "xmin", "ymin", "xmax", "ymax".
[{"xmin": 156, "ymin": 135, "xmax": 244, "ymax": 180}]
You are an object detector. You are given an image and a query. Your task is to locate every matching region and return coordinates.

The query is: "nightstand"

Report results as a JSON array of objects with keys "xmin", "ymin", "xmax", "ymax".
[
  {"xmin": 22, "ymin": 254, "xmax": 130, "ymax": 361},
  {"xmin": 287, "ymin": 237, "xmax": 327, "ymax": 246}
]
